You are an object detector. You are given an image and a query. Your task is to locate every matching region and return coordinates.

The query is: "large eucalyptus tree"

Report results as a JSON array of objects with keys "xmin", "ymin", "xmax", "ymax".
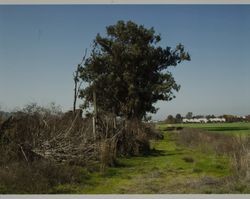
[{"xmin": 79, "ymin": 20, "xmax": 190, "ymax": 120}]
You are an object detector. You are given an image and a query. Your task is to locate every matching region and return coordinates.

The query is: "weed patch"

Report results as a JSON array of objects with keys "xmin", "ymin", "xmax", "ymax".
[{"xmin": 182, "ymin": 156, "xmax": 194, "ymax": 163}]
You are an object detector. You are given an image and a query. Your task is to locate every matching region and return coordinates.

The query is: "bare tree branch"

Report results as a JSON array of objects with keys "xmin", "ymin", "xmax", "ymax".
[{"xmin": 73, "ymin": 48, "xmax": 87, "ymax": 114}]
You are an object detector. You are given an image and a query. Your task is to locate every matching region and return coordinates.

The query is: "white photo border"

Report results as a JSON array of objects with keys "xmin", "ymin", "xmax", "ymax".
[{"xmin": 0, "ymin": 1, "xmax": 249, "ymax": 199}]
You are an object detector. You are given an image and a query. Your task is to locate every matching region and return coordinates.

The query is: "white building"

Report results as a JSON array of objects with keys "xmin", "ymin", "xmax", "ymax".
[{"xmin": 209, "ymin": 118, "xmax": 226, "ymax": 122}]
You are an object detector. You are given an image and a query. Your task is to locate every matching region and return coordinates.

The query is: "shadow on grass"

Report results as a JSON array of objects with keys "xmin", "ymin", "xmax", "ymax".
[
  {"xmin": 165, "ymin": 151, "xmax": 184, "ymax": 156},
  {"xmin": 102, "ymin": 149, "xmax": 168, "ymax": 178},
  {"xmin": 162, "ymin": 127, "xmax": 183, "ymax": 131},
  {"xmin": 140, "ymin": 148, "xmax": 184, "ymax": 157},
  {"xmin": 203, "ymin": 127, "xmax": 250, "ymax": 132},
  {"xmin": 147, "ymin": 149, "xmax": 166, "ymax": 156}
]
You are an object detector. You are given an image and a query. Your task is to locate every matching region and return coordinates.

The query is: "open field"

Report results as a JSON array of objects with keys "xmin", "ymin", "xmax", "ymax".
[{"xmin": 158, "ymin": 122, "xmax": 250, "ymax": 136}]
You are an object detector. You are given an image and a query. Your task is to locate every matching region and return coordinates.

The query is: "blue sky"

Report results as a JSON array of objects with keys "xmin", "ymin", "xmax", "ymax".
[{"xmin": 0, "ymin": 5, "xmax": 249, "ymax": 119}]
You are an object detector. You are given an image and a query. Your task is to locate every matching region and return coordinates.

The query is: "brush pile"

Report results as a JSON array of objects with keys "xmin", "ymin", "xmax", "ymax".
[{"xmin": 0, "ymin": 104, "xmax": 162, "ymax": 168}]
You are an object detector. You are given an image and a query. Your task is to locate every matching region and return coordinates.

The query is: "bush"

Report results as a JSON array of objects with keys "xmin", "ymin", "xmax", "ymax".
[
  {"xmin": 0, "ymin": 103, "xmax": 162, "ymax": 192},
  {"xmin": 0, "ymin": 160, "xmax": 89, "ymax": 194},
  {"xmin": 95, "ymin": 113, "xmax": 163, "ymax": 171},
  {"xmin": 182, "ymin": 156, "xmax": 194, "ymax": 163},
  {"xmin": 0, "ymin": 103, "xmax": 95, "ymax": 164}
]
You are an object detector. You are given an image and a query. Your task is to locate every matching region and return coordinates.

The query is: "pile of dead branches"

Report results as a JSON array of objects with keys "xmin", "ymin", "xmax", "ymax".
[
  {"xmin": 0, "ymin": 106, "xmax": 163, "ymax": 170},
  {"xmin": 0, "ymin": 110, "xmax": 96, "ymax": 165}
]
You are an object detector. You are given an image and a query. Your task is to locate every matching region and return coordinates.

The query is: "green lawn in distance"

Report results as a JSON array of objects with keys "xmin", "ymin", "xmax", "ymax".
[{"xmin": 158, "ymin": 122, "xmax": 250, "ymax": 136}]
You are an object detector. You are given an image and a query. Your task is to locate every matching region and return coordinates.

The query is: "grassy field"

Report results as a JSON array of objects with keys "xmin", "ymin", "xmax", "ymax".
[
  {"xmin": 50, "ymin": 123, "xmax": 250, "ymax": 194},
  {"xmin": 1, "ymin": 122, "xmax": 249, "ymax": 193},
  {"xmin": 158, "ymin": 122, "xmax": 250, "ymax": 136},
  {"xmin": 75, "ymin": 134, "xmax": 231, "ymax": 193}
]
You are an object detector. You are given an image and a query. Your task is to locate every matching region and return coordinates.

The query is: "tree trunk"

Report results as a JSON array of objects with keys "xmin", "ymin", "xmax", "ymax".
[
  {"xmin": 73, "ymin": 71, "xmax": 78, "ymax": 115},
  {"xmin": 93, "ymin": 90, "xmax": 97, "ymax": 140}
]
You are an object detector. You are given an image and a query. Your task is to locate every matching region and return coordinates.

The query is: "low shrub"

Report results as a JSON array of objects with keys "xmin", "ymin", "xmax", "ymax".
[
  {"xmin": 0, "ymin": 160, "xmax": 89, "ymax": 194},
  {"xmin": 182, "ymin": 156, "xmax": 194, "ymax": 163}
]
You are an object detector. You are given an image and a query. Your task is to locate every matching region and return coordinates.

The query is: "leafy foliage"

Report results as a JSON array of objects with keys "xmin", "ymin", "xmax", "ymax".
[
  {"xmin": 186, "ymin": 112, "xmax": 193, "ymax": 119},
  {"xmin": 175, "ymin": 113, "xmax": 182, "ymax": 123},
  {"xmin": 79, "ymin": 20, "xmax": 190, "ymax": 119},
  {"xmin": 165, "ymin": 114, "xmax": 176, "ymax": 124}
]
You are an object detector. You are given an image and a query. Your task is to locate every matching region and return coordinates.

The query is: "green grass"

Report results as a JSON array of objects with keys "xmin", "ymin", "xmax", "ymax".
[
  {"xmin": 1, "ymin": 123, "xmax": 249, "ymax": 193},
  {"xmin": 75, "ymin": 122, "xmax": 250, "ymax": 193},
  {"xmin": 158, "ymin": 122, "xmax": 250, "ymax": 136},
  {"xmin": 3, "ymin": 122, "xmax": 248, "ymax": 193},
  {"xmin": 60, "ymin": 130, "xmax": 232, "ymax": 194},
  {"xmin": 3, "ymin": 122, "xmax": 247, "ymax": 193}
]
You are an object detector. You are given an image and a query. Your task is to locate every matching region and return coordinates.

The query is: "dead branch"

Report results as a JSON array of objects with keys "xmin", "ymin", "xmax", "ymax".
[
  {"xmin": 18, "ymin": 144, "xmax": 29, "ymax": 163},
  {"xmin": 73, "ymin": 48, "xmax": 87, "ymax": 114}
]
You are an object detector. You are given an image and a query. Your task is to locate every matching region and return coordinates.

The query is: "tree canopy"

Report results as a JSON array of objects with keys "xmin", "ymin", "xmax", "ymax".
[
  {"xmin": 175, "ymin": 113, "xmax": 182, "ymax": 123},
  {"xmin": 186, "ymin": 112, "xmax": 193, "ymax": 119},
  {"xmin": 79, "ymin": 20, "xmax": 190, "ymax": 120}
]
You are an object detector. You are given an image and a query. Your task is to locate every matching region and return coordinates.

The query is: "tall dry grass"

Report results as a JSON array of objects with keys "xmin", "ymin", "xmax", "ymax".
[
  {"xmin": 178, "ymin": 128, "xmax": 250, "ymax": 182},
  {"xmin": 0, "ymin": 160, "xmax": 88, "ymax": 194}
]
